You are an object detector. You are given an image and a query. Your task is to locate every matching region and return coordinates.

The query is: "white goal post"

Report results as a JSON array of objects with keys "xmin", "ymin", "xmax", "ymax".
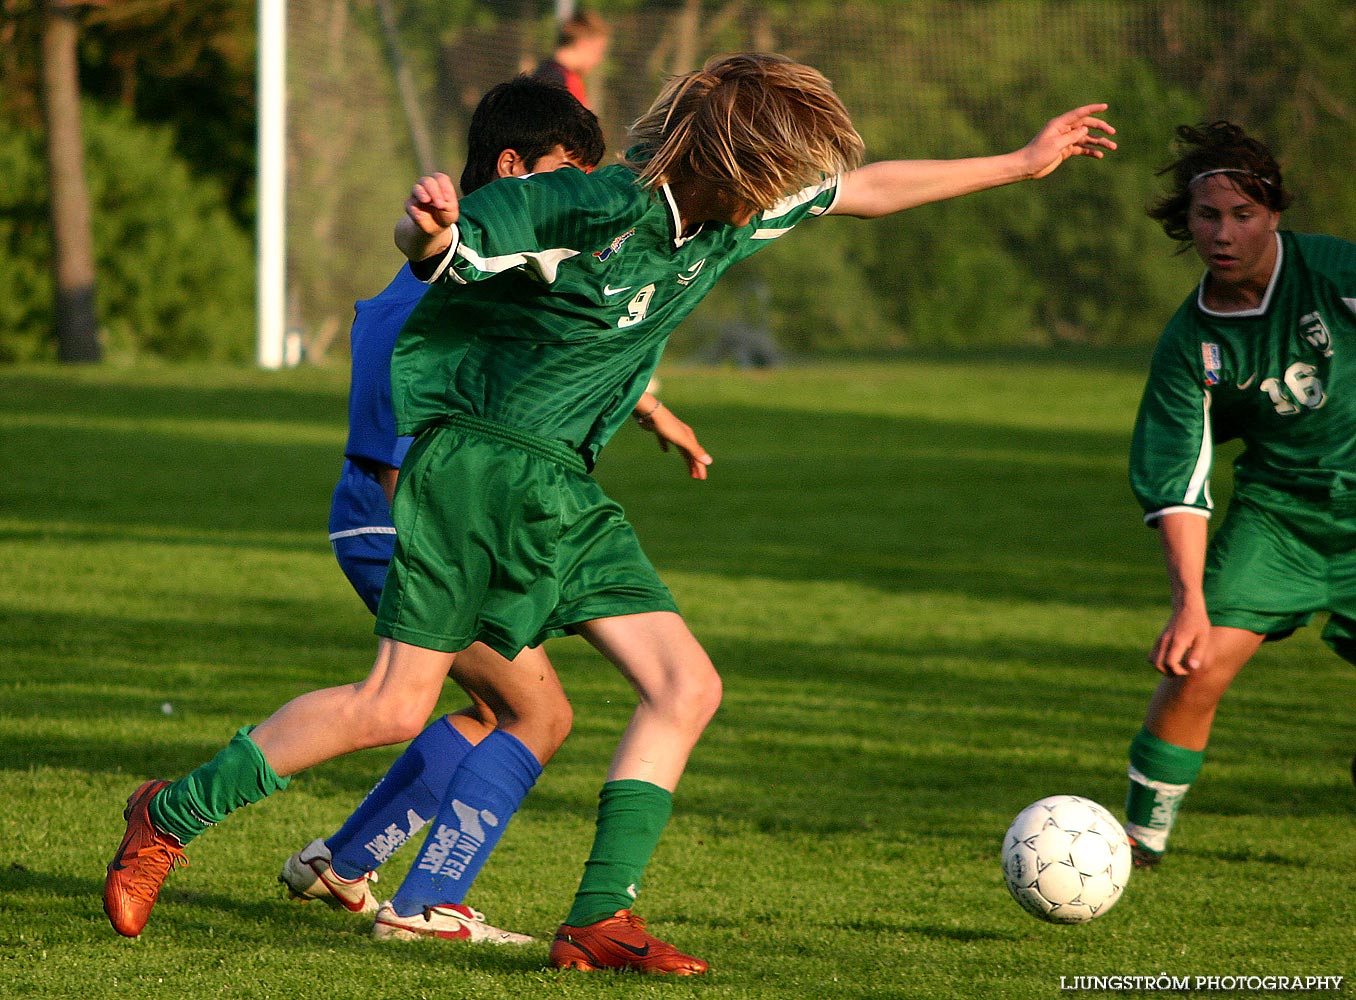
[{"xmin": 256, "ymin": 0, "xmax": 287, "ymax": 369}]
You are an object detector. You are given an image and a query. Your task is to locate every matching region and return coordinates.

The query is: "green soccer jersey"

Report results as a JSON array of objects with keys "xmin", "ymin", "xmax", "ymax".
[
  {"xmin": 1130, "ymin": 231, "xmax": 1356, "ymax": 521},
  {"xmin": 392, "ymin": 163, "xmax": 840, "ymax": 467}
]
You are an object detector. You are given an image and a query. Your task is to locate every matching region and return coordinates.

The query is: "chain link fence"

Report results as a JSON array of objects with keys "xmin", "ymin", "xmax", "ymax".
[{"xmin": 286, "ymin": 0, "xmax": 1349, "ymax": 362}]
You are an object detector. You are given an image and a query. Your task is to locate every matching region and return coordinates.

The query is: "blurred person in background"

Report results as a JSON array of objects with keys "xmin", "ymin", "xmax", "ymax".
[{"xmin": 532, "ymin": 9, "xmax": 611, "ymax": 109}]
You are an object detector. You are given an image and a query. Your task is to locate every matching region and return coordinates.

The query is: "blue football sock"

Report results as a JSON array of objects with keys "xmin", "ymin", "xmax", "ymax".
[
  {"xmin": 390, "ymin": 730, "xmax": 542, "ymax": 917},
  {"xmin": 325, "ymin": 716, "xmax": 472, "ymax": 880}
]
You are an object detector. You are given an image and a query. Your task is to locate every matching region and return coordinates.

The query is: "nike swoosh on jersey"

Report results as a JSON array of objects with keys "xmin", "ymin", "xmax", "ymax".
[
  {"xmin": 603, "ymin": 284, "xmax": 633, "ymax": 295},
  {"xmin": 1236, "ymin": 373, "xmax": 1257, "ymax": 389}
]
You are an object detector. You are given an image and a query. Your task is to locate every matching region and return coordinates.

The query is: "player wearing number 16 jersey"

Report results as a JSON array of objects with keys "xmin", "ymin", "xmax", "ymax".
[{"xmin": 1124, "ymin": 121, "xmax": 1356, "ymax": 868}]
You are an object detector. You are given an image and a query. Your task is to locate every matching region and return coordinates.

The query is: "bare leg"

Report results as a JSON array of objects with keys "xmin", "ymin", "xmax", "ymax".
[
  {"xmin": 578, "ymin": 611, "xmax": 722, "ymax": 791},
  {"xmin": 251, "ymin": 639, "xmax": 456, "ymax": 776},
  {"xmin": 548, "ymin": 612, "xmax": 719, "ymax": 975},
  {"xmin": 252, "ymin": 637, "xmax": 572, "ymax": 777},
  {"xmin": 445, "ymin": 665, "xmax": 498, "ymax": 744},
  {"xmin": 444, "ymin": 641, "xmax": 572, "ymax": 764},
  {"xmin": 443, "ymin": 645, "xmax": 502, "ymax": 743}
]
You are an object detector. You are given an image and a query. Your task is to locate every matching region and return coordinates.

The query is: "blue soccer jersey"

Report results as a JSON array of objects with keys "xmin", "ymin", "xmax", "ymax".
[
  {"xmin": 344, "ymin": 265, "xmax": 426, "ymax": 470},
  {"xmin": 329, "ymin": 265, "xmax": 428, "ymax": 611}
]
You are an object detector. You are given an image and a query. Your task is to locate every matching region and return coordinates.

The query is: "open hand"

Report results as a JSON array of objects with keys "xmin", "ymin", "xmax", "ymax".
[{"xmin": 1022, "ymin": 104, "xmax": 1117, "ymax": 180}]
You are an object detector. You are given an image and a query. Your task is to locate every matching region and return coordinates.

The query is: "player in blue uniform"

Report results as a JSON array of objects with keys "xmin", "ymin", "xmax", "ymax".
[
  {"xmin": 329, "ymin": 265, "xmax": 706, "ymax": 616},
  {"xmin": 325, "ymin": 264, "xmax": 422, "ymax": 614}
]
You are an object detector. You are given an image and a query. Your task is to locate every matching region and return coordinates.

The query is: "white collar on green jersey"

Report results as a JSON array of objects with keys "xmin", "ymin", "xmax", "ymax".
[
  {"xmin": 1195, "ymin": 232, "xmax": 1283, "ymax": 319},
  {"xmin": 658, "ymin": 183, "xmax": 707, "ymax": 249}
]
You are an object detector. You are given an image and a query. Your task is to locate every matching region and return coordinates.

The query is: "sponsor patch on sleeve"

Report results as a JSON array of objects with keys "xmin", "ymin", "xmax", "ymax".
[{"xmin": 1201, "ymin": 342, "xmax": 1222, "ymax": 385}]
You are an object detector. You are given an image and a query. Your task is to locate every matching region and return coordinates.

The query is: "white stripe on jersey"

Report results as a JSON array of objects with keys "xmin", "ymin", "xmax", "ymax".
[
  {"xmin": 1183, "ymin": 390, "xmax": 1214, "ymax": 508},
  {"xmin": 423, "ymin": 224, "xmax": 462, "ymax": 284},
  {"xmin": 753, "ymin": 176, "xmax": 841, "ymax": 240},
  {"xmin": 328, "ymin": 526, "xmax": 398, "ymax": 541},
  {"xmin": 1143, "ymin": 505, "xmax": 1211, "ymax": 526},
  {"xmin": 761, "ymin": 176, "xmax": 840, "ymax": 221},
  {"xmin": 455, "ymin": 244, "xmax": 579, "ymax": 283}
]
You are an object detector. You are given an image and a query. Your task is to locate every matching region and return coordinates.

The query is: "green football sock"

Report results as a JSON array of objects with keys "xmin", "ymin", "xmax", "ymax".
[
  {"xmin": 148, "ymin": 725, "xmax": 290, "ymax": 845},
  {"xmin": 1124, "ymin": 726, "xmax": 1204, "ymax": 854},
  {"xmin": 564, "ymin": 779, "xmax": 673, "ymax": 927}
]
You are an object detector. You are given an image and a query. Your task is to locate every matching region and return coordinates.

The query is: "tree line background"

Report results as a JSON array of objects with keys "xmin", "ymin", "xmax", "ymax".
[{"xmin": 3, "ymin": 0, "xmax": 1355, "ymax": 366}]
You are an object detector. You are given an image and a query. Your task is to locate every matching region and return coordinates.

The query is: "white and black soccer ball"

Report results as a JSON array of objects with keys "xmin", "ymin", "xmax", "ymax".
[{"xmin": 1001, "ymin": 795, "xmax": 1132, "ymax": 924}]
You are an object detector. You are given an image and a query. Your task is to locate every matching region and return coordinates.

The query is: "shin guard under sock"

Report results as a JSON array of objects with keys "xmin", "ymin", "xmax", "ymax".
[
  {"xmin": 564, "ymin": 779, "xmax": 673, "ymax": 927},
  {"xmin": 389, "ymin": 730, "xmax": 541, "ymax": 916},
  {"xmin": 1124, "ymin": 726, "xmax": 1204, "ymax": 854},
  {"xmin": 148, "ymin": 726, "xmax": 290, "ymax": 845},
  {"xmin": 326, "ymin": 716, "xmax": 474, "ymax": 880}
]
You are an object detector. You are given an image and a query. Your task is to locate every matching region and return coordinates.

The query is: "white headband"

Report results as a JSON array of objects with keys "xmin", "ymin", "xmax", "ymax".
[{"xmin": 1189, "ymin": 167, "xmax": 1275, "ymax": 188}]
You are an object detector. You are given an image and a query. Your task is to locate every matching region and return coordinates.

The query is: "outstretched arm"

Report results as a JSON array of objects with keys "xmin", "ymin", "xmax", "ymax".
[
  {"xmin": 830, "ymin": 104, "xmax": 1116, "ymax": 219},
  {"xmin": 395, "ymin": 172, "xmax": 461, "ymax": 262}
]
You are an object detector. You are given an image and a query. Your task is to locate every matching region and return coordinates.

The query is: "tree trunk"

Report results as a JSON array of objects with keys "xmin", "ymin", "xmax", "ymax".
[
  {"xmin": 41, "ymin": 1, "xmax": 101, "ymax": 363},
  {"xmin": 374, "ymin": 0, "xmax": 436, "ymax": 175}
]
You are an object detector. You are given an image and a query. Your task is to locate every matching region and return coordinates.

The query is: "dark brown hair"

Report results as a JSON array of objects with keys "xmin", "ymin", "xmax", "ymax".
[
  {"xmin": 459, "ymin": 76, "xmax": 605, "ymax": 194},
  {"xmin": 1148, "ymin": 121, "xmax": 1292, "ymax": 249}
]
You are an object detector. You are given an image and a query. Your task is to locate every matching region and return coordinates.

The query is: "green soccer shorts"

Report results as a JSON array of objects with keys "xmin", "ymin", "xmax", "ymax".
[
  {"xmin": 1204, "ymin": 481, "xmax": 1356, "ymax": 663},
  {"xmin": 375, "ymin": 415, "xmax": 679, "ymax": 658}
]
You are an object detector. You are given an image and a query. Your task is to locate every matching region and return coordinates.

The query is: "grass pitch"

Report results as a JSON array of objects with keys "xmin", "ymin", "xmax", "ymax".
[{"xmin": 1, "ymin": 359, "xmax": 1351, "ymax": 999}]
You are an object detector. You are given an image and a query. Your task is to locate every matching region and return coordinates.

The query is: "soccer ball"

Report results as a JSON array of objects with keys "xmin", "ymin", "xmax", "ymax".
[{"xmin": 1001, "ymin": 795, "xmax": 1131, "ymax": 924}]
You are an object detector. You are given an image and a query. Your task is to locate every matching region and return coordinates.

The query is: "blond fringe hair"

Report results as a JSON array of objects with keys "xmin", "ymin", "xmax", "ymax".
[{"xmin": 626, "ymin": 53, "xmax": 865, "ymax": 211}]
